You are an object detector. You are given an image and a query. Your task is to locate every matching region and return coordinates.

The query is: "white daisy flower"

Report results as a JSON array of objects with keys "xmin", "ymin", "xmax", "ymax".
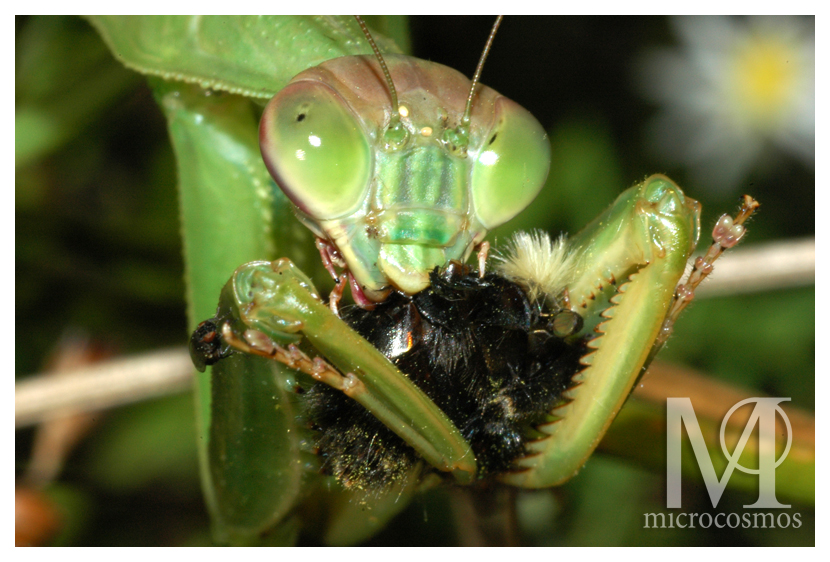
[{"xmin": 637, "ymin": 16, "xmax": 814, "ymax": 193}]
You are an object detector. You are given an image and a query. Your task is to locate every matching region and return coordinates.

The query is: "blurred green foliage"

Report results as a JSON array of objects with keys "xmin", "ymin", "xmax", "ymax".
[{"xmin": 16, "ymin": 15, "xmax": 813, "ymax": 546}]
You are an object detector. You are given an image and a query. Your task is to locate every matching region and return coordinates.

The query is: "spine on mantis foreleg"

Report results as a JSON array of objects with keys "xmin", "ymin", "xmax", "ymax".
[{"xmin": 503, "ymin": 175, "xmax": 701, "ymax": 488}]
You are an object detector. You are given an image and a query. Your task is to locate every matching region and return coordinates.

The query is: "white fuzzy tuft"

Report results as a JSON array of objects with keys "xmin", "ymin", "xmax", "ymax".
[{"xmin": 494, "ymin": 230, "xmax": 577, "ymax": 303}]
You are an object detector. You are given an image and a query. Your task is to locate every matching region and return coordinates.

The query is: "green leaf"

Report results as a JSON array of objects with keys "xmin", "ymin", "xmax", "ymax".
[{"xmin": 86, "ymin": 16, "xmax": 402, "ymax": 99}]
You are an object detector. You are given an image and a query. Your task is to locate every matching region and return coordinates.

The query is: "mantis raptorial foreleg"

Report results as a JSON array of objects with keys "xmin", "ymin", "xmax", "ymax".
[
  {"xmin": 504, "ymin": 175, "xmax": 701, "ymax": 487},
  {"xmin": 202, "ymin": 259, "xmax": 477, "ymax": 484}
]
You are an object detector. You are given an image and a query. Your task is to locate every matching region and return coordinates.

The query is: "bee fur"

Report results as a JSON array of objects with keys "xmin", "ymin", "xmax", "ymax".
[{"xmin": 306, "ymin": 249, "xmax": 587, "ymax": 492}]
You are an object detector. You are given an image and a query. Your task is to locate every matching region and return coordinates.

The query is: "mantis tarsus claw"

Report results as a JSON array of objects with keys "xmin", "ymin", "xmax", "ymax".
[
  {"xmin": 223, "ymin": 321, "xmax": 348, "ymax": 389},
  {"xmin": 652, "ymin": 195, "xmax": 760, "ymax": 354}
]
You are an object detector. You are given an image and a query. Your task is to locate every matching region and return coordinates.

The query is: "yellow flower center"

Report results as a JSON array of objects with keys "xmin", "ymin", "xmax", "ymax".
[{"xmin": 730, "ymin": 37, "xmax": 800, "ymax": 130}]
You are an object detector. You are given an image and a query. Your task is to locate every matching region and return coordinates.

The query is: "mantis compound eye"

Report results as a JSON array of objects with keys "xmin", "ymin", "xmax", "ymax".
[
  {"xmin": 469, "ymin": 97, "xmax": 551, "ymax": 229},
  {"xmin": 260, "ymin": 81, "xmax": 372, "ymax": 220}
]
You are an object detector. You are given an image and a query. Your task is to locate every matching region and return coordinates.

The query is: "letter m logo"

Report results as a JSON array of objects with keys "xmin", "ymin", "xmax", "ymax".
[{"xmin": 666, "ymin": 397, "xmax": 791, "ymax": 509}]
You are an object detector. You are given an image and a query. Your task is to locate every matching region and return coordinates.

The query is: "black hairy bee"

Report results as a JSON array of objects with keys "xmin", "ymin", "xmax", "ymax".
[
  {"xmin": 189, "ymin": 234, "xmax": 590, "ymax": 492},
  {"xmin": 306, "ymin": 260, "xmax": 587, "ymax": 491}
]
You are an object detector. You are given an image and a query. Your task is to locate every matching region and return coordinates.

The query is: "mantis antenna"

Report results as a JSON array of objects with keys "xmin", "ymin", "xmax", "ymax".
[
  {"xmin": 461, "ymin": 15, "xmax": 504, "ymax": 129},
  {"xmin": 354, "ymin": 16, "xmax": 401, "ymax": 125}
]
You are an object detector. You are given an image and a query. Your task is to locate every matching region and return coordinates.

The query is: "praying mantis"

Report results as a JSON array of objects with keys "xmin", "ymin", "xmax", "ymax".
[{"xmin": 59, "ymin": 16, "xmax": 811, "ymax": 546}]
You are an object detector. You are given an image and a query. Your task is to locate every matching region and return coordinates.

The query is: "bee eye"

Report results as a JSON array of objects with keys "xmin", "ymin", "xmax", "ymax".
[
  {"xmin": 260, "ymin": 81, "xmax": 372, "ymax": 220},
  {"xmin": 470, "ymin": 97, "xmax": 550, "ymax": 228}
]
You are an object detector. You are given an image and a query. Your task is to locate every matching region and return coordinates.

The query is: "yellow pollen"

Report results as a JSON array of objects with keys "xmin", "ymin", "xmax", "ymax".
[
  {"xmin": 731, "ymin": 37, "xmax": 798, "ymax": 127},
  {"xmin": 398, "ymin": 105, "xmax": 409, "ymax": 117},
  {"xmin": 420, "ymin": 127, "xmax": 433, "ymax": 137}
]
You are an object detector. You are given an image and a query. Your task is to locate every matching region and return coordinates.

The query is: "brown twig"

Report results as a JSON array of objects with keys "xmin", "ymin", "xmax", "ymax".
[
  {"xmin": 15, "ymin": 237, "xmax": 814, "ymax": 427},
  {"xmin": 16, "ymin": 348, "xmax": 193, "ymax": 428}
]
